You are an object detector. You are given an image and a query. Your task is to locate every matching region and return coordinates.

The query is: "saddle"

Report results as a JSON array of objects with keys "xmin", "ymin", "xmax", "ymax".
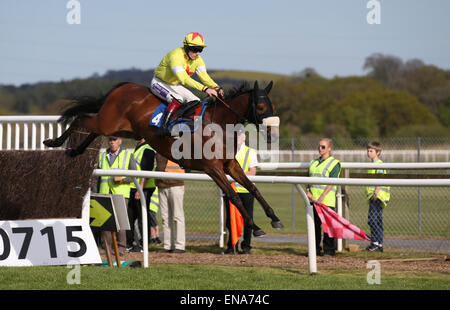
[{"xmin": 149, "ymin": 100, "xmax": 208, "ymax": 134}]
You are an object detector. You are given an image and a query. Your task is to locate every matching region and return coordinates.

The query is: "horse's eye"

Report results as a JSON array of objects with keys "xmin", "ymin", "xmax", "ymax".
[{"xmin": 256, "ymin": 103, "xmax": 267, "ymax": 113}]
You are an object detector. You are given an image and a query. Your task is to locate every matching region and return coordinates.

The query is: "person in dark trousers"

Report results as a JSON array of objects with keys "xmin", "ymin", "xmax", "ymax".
[
  {"xmin": 306, "ymin": 137, "xmax": 341, "ymax": 256},
  {"xmin": 126, "ymin": 138, "xmax": 160, "ymax": 252},
  {"xmin": 365, "ymin": 141, "xmax": 390, "ymax": 252}
]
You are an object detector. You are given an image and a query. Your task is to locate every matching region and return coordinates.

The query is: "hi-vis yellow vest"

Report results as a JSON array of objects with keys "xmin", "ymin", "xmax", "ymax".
[
  {"xmin": 308, "ymin": 156, "xmax": 341, "ymax": 207},
  {"xmin": 365, "ymin": 159, "xmax": 390, "ymax": 207},
  {"xmin": 149, "ymin": 187, "xmax": 159, "ymax": 213},
  {"xmin": 233, "ymin": 145, "xmax": 256, "ymax": 193},
  {"xmin": 98, "ymin": 149, "xmax": 132, "ymax": 198},
  {"xmin": 130, "ymin": 144, "xmax": 156, "ymax": 189}
]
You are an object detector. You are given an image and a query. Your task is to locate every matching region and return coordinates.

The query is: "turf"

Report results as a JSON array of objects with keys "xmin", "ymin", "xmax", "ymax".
[{"xmin": 0, "ymin": 264, "xmax": 448, "ymax": 290}]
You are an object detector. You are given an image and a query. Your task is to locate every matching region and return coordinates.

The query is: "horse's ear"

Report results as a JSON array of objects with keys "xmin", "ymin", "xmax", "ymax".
[
  {"xmin": 254, "ymin": 81, "xmax": 259, "ymax": 90},
  {"xmin": 265, "ymin": 81, "xmax": 273, "ymax": 94}
]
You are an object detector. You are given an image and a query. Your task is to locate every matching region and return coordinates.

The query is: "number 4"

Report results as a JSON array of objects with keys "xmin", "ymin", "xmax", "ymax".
[{"xmin": 152, "ymin": 112, "xmax": 163, "ymax": 125}]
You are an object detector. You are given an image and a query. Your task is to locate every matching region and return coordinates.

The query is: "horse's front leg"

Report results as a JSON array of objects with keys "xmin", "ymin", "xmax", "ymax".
[
  {"xmin": 204, "ymin": 164, "xmax": 266, "ymax": 237},
  {"xmin": 225, "ymin": 159, "xmax": 284, "ymax": 229}
]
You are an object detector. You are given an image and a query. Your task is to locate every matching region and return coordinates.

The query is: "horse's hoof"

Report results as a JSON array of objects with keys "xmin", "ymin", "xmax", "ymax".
[
  {"xmin": 271, "ymin": 220, "xmax": 284, "ymax": 229},
  {"xmin": 253, "ymin": 228, "xmax": 266, "ymax": 237},
  {"xmin": 43, "ymin": 139, "xmax": 55, "ymax": 147}
]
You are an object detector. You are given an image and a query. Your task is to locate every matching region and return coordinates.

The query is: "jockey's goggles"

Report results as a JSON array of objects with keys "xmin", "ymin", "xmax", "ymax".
[{"xmin": 188, "ymin": 46, "xmax": 204, "ymax": 53}]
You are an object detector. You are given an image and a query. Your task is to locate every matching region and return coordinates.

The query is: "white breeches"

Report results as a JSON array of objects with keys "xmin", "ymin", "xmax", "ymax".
[{"xmin": 150, "ymin": 76, "xmax": 200, "ymax": 103}]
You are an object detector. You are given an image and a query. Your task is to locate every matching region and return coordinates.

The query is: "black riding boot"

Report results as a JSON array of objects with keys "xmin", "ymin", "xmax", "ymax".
[{"xmin": 157, "ymin": 110, "xmax": 173, "ymax": 137}]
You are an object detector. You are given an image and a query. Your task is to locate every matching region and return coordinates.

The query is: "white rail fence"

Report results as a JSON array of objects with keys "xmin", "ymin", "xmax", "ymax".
[
  {"xmin": 1, "ymin": 116, "xmax": 449, "ymax": 161},
  {"xmin": 92, "ymin": 169, "xmax": 450, "ymax": 273},
  {"xmin": 0, "ymin": 116, "xmax": 63, "ymax": 150},
  {"xmin": 264, "ymin": 150, "xmax": 450, "ymax": 162}
]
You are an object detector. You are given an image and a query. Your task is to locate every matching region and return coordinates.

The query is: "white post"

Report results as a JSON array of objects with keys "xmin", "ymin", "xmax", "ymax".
[
  {"xmin": 133, "ymin": 178, "xmax": 148, "ymax": 268},
  {"xmin": 295, "ymin": 184, "xmax": 317, "ymax": 274},
  {"xmin": 48, "ymin": 123, "xmax": 53, "ymax": 140},
  {"xmin": 81, "ymin": 189, "xmax": 91, "ymax": 221},
  {"xmin": 0, "ymin": 124, "xmax": 3, "ymax": 150},
  {"xmin": 336, "ymin": 186, "xmax": 343, "ymax": 252},
  {"xmin": 31, "ymin": 123, "xmax": 37, "ymax": 150},
  {"xmin": 23, "ymin": 123, "xmax": 28, "ymax": 150},
  {"xmin": 57, "ymin": 123, "xmax": 62, "ymax": 138},
  {"xmin": 6, "ymin": 123, "xmax": 11, "ymax": 150},
  {"xmin": 40, "ymin": 123, "xmax": 45, "ymax": 150},
  {"xmin": 15, "ymin": 123, "xmax": 20, "ymax": 149},
  {"xmin": 218, "ymin": 187, "xmax": 225, "ymax": 248}
]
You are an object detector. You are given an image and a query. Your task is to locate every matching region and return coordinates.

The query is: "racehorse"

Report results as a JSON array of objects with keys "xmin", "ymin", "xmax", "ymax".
[{"xmin": 43, "ymin": 81, "xmax": 283, "ymax": 236}]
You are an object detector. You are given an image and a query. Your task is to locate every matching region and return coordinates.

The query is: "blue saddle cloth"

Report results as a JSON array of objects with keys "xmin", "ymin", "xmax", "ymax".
[{"xmin": 149, "ymin": 101, "xmax": 208, "ymax": 134}]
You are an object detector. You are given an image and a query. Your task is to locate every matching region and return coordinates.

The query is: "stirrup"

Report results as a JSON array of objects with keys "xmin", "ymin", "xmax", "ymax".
[{"xmin": 157, "ymin": 111, "xmax": 170, "ymax": 137}]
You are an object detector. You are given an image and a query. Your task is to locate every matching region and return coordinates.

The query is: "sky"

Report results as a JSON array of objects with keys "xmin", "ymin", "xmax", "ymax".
[{"xmin": 1, "ymin": 0, "xmax": 450, "ymax": 86}]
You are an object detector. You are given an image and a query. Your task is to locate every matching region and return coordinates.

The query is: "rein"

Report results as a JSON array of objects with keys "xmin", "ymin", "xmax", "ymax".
[{"xmin": 214, "ymin": 94, "xmax": 250, "ymax": 123}]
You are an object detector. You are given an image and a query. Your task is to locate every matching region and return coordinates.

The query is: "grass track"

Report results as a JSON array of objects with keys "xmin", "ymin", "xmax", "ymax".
[{"xmin": 0, "ymin": 263, "xmax": 448, "ymax": 290}]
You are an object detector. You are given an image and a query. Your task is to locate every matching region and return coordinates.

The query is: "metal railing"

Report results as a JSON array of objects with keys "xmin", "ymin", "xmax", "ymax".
[
  {"xmin": 0, "ymin": 115, "xmax": 63, "ymax": 150},
  {"xmin": 92, "ymin": 169, "xmax": 450, "ymax": 273}
]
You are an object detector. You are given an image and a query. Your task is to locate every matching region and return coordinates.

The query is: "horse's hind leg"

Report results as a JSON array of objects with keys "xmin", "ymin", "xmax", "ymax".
[
  {"xmin": 205, "ymin": 164, "xmax": 266, "ymax": 237},
  {"xmin": 43, "ymin": 115, "xmax": 95, "ymax": 148},
  {"xmin": 43, "ymin": 123, "xmax": 75, "ymax": 148},
  {"xmin": 225, "ymin": 159, "xmax": 284, "ymax": 229}
]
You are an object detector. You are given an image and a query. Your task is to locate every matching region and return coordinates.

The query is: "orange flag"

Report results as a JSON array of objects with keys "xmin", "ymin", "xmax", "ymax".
[{"xmin": 229, "ymin": 183, "xmax": 244, "ymax": 247}]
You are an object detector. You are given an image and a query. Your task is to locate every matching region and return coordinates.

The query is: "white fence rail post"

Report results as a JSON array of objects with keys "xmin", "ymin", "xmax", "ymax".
[
  {"xmin": 0, "ymin": 116, "xmax": 60, "ymax": 150},
  {"xmin": 91, "ymin": 169, "xmax": 450, "ymax": 273},
  {"xmin": 336, "ymin": 185, "xmax": 343, "ymax": 252}
]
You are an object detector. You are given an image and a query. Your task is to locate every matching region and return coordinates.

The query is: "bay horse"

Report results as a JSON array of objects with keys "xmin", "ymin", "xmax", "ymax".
[{"xmin": 43, "ymin": 81, "xmax": 283, "ymax": 236}]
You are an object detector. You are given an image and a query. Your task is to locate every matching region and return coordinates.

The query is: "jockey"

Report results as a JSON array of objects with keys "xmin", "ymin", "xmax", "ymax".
[{"xmin": 151, "ymin": 32, "xmax": 224, "ymax": 136}]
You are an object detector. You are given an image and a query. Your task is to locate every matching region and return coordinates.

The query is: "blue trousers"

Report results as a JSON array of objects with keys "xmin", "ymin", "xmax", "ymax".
[{"xmin": 368, "ymin": 198, "xmax": 384, "ymax": 244}]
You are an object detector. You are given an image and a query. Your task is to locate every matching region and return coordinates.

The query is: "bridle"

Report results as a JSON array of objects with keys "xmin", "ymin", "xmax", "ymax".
[{"xmin": 214, "ymin": 88, "xmax": 270, "ymax": 124}]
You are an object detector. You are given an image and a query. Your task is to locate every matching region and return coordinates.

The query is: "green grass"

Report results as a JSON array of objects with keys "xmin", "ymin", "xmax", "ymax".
[
  {"xmin": 1, "ymin": 243, "xmax": 448, "ymax": 290},
  {"xmin": 0, "ymin": 264, "xmax": 448, "ymax": 290}
]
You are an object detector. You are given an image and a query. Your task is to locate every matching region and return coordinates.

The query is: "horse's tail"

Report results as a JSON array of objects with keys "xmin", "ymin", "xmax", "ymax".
[
  {"xmin": 58, "ymin": 82, "xmax": 130, "ymax": 125},
  {"xmin": 58, "ymin": 96, "xmax": 103, "ymax": 125}
]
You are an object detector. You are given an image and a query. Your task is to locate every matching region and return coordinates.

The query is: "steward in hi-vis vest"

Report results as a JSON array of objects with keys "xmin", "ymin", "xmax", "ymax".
[
  {"xmin": 365, "ymin": 159, "xmax": 390, "ymax": 207},
  {"xmin": 232, "ymin": 144, "xmax": 257, "ymax": 193},
  {"xmin": 126, "ymin": 138, "xmax": 159, "ymax": 251},
  {"xmin": 96, "ymin": 136, "xmax": 137, "ymax": 256},
  {"xmin": 308, "ymin": 156, "xmax": 341, "ymax": 207},
  {"xmin": 148, "ymin": 187, "xmax": 159, "ymax": 213},
  {"xmin": 306, "ymin": 138, "xmax": 341, "ymax": 256},
  {"xmin": 98, "ymin": 144, "xmax": 136, "ymax": 199},
  {"xmin": 130, "ymin": 143, "xmax": 156, "ymax": 190}
]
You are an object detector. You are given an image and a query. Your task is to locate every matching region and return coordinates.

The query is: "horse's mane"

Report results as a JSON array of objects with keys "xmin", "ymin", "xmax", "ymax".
[{"xmin": 206, "ymin": 82, "xmax": 252, "ymax": 104}]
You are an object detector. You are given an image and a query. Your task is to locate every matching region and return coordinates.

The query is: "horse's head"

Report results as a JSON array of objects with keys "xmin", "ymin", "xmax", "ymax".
[{"xmin": 248, "ymin": 81, "xmax": 279, "ymax": 143}]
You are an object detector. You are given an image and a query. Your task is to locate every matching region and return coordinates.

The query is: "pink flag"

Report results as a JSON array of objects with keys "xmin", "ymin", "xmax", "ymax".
[{"xmin": 314, "ymin": 203, "xmax": 371, "ymax": 241}]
